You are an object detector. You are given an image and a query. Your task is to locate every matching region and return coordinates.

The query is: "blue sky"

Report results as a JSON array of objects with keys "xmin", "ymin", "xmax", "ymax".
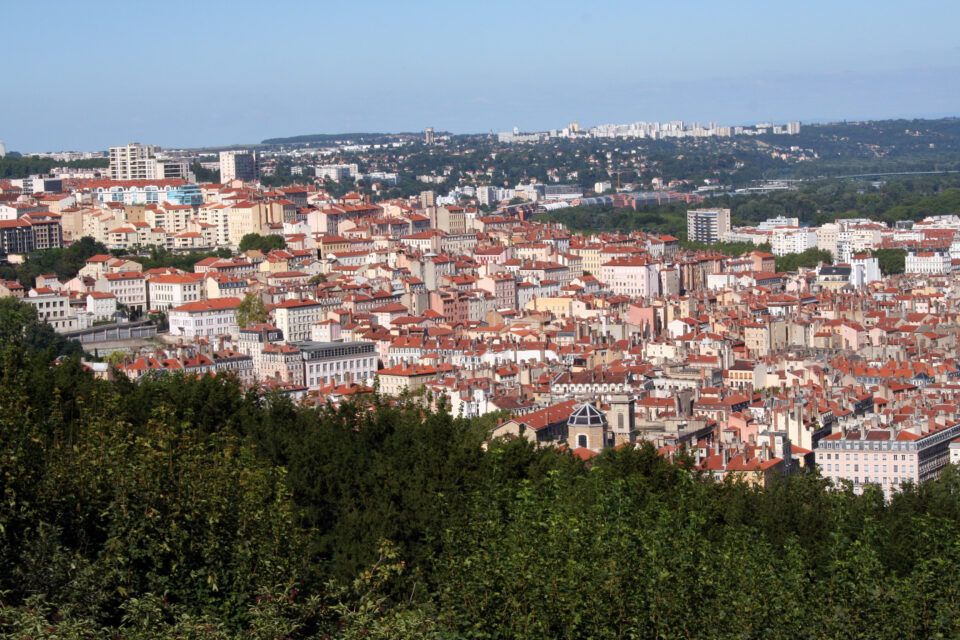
[{"xmin": 4, "ymin": 0, "xmax": 958, "ymax": 151}]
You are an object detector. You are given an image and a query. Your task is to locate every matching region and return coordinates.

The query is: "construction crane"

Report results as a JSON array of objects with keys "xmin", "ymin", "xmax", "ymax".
[{"xmin": 608, "ymin": 168, "xmax": 636, "ymax": 190}]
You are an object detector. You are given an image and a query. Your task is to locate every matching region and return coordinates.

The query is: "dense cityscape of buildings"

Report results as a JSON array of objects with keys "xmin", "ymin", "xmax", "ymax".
[
  {"xmin": 4, "ymin": 137, "xmax": 960, "ymax": 501},
  {"xmin": 498, "ymin": 119, "xmax": 802, "ymax": 143}
]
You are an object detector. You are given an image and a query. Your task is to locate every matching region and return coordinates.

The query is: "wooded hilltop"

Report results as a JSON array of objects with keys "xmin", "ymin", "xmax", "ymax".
[{"xmin": 3, "ymin": 299, "xmax": 960, "ymax": 638}]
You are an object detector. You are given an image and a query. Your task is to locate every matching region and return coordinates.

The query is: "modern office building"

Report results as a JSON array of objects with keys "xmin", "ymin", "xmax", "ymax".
[
  {"xmin": 687, "ymin": 208, "xmax": 731, "ymax": 244},
  {"xmin": 219, "ymin": 150, "xmax": 258, "ymax": 182}
]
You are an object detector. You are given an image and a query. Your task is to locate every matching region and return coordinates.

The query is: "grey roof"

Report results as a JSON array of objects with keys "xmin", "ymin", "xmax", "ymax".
[
  {"xmin": 567, "ymin": 402, "xmax": 608, "ymax": 428},
  {"xmin": 819, "ymin": 266, "xmax": 851, "ymax": 277}
]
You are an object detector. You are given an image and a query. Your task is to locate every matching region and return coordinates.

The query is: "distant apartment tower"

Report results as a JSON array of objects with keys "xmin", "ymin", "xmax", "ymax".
[
  {"xmin": 314, "ymin": 163, "xmax": 357, "ymax": 181},
  {"xmin": 420, "ymin": 190, "xmax": 436, "ymax": 208},
  {"xmin": 687, "ymin": 208, "xmax": 731, "ymax": 244},
  {"xmin": 219, "ymin": 150, "xmax": 258, "ymax": 182},
  {"xmin": 109, "ymin": 142, "xmax": 191, "ymax": 181},
  {"xmin": 787, "ymin": 121, "xmax": 802, "ymax": 135},
  {"xmin": 476, "ymin": 186, "xmax": 497, "ymax": 206},
  {"xmin": 109, "ymin": 142, "xmax": 160, "ymax": 180},
  {"xmin": 0, "ymin": 140, "xmax": 6, "ymax": 157},
  {"xmin": 424, "ymin": 127, "xmax": 435, "ymax": 145}
]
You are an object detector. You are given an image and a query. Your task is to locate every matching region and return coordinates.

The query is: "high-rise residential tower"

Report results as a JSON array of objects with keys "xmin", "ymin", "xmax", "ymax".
[
  {"xmin": 219, "ymin": 150, "xmax": 259, "ymax": 182},
  {"xmin": 687, "ymin": 208, "xmax": 731, "ymax": 244}
]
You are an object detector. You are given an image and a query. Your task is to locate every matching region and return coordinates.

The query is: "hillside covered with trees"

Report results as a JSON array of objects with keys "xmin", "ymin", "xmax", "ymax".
[
  {"xmin": 537, "ymin": 172, "xmax": 960, "ymax": 241},
  {"xmin": 4, "ymin": 302, "xmax": 960, "ymax": 637},
  {"xmin": 0, "ymin": 155, "xmax": 108, "ymax": 179}
]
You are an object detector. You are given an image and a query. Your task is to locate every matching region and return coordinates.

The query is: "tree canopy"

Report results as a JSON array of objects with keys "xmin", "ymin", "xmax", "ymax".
[
  {"xmin": 0, "ymin": 236, "xmax": 109, "ymax": 287},
  {"xmin": 236, "ymin": 292, "xmax": 268, "ymax": 328},
  {"xmin": 0, "ymin": 155, "xmax": 108, "ymax": 179},
  {"xmin": 876, "ymin": 247, "xmax": 908, "ymax": 275},
  {"xmin": 775, "ymin": 247, "xmax": 833, "ymax": 272},
  {"xmin": 239, "ymin": 233, "xmax": 287, "ymax": 252},
  {"xmin": 4, "ymin": 282, "xmax": 960, "ymax": 637}
]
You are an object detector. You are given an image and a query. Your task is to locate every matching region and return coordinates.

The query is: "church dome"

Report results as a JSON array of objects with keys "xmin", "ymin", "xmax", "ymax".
[{"xmin": 567, "ymin": 402, "xmax": 607, "ymax": 428}]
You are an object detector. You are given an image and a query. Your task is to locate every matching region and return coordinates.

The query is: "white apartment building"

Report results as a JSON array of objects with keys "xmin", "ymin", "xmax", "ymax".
[
  {"xmin": 300, "ymin": 340, "xmax": 377, "ymax": 388},
  {"xmin": 148, "ymin": 274, "xmax": 202, "ymax": 312},
  {"xmin": 146, "ymin": 205, "xmax": 193, "ymax": 235},
  {"xmin": 85, "ymin": 292, "xmax": 117, "ymax": 320},
  {"xmin": 849, "ymin": 254, "xmax": 882, "ymax": 288},
  {"xmin": 273, "ymin": 298, "xmax": 324, "ymax": 343},
  {"xmin": 837, "ymin": 224, "xmax": 885, "ymax": 262},
  {"xmin": 314, "ymin": 164, "xmax": 358, "ymax": 181},
  {"xmin": 94, "ymin": 271, "xmax": 147, "ymax": 313},
  {"xmin": 600, "ymin": 256, "xmax": 660, "ymax": 299},
  {"xmin": 906, "ymin": 251, "xmax": 952, "ymax": 275},
  {"xmin": 109, "ymin": 143, "xmax": 191, "ymax": 181},
  {"xmin": 757, "ymin": 216, "xmax": 800, "ymax": 231},
  {"xmin": 816, "ymin": 223, "xmax": 840, "ymax": 259},
  {"xmin": 770, "ymin": 228, "xmax": 817, "ymax": 256},
  {"xmin": 168, "ymin": 297, "xmax": 241, "ymax": 338},
  {"xmin": 109, "ymin": 143, "xmax": 159, "ymax": 180},
  {"xmin": 197, "ymin": 203, "xmax": 231, "ymax": 246},
  {"xmin": 815, "ymin": 423, "xmax": 960, "ymax": 499},
  {"xmin": 25, "ymin": 288, "xmax": 76, "ymax": 332}
]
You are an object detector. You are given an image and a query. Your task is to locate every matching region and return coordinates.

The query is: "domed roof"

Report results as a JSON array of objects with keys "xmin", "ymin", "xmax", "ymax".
[{"xmin": 567, "ymin": 402, "xmax": 607, "ymax": 428}]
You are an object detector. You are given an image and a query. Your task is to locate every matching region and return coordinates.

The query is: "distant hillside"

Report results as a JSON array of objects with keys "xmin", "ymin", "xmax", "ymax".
[{"xmin": 261, "ymin": 132, "xmax": 422, "ymax": 145}]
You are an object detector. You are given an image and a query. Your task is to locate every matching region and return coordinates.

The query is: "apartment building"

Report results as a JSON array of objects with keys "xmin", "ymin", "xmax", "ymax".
[
  {"xmin": 219, "ymin": 150, "xmax": 258, "ymax": 182},
  {"xmin": 24, "ymin": 288, "xmax": 75, "ymax": 332},
  {"xmin": 377, "ymin": 364, "xmax": 438, "ymax": 396},
  {"xmin": 600, "ymin": 256, "xmax": 660, "ymax": 298},
  {"xmin": 815, "ymin": 423, "xmax": 960, "ymax": 498},
  {"xmin": 300, "ymin": 340, "xmax": 377, "ymax": 388},
  {"xmin": 687, "ymin": 208, "xmax": 731, "ymax": 244},
  {"xmin": 168, "ymin": 297, "xmax": 241, "ymax": 337},
  {"xmin": 95, "ymin": 271, "xmax": 147, "ymax": 313},
  {"xmin": 906, "ymin": 251, "xmax": 952, "ymax": 275},
  {"xmin": 770, "ymin": 228, "xmax": 817, "ymax": 256},
  {"xmin": 109, "ymin": 143, "xmax": 191, "ymax": 181},
  {"xmin": 273, "ymin": 298, "xmax": 323, "ymax": 343},
  {"xmin": 148, "ymin": 274, "xmax": 202, "ymax": 312}
]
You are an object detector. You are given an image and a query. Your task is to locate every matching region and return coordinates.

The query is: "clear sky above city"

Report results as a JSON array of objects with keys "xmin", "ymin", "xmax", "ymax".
[{"xmin": 4, "ymin": 0, "xmax": 958, "ymax": 152}]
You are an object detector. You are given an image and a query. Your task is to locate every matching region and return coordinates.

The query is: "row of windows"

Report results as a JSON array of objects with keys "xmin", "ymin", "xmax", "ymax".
[
  {"xmin": 821, "ymin": 452, "xmax": 912, "ymax": 461},
  {"xmin": 307, "ymin": 371, "xmax": 373, "ymax": 387},
  {"xmin": 33, "ymin": 300, "xmax": 66, "ymax": 309},
  {"xmin": 307, "ymin": 358, "xmax": 373, "ymax": 373},
  {"xmin": 822, "ymin": 441, "xmax": 917, "ymax": 452},
  {"xmin": 827, "ymin": 475, "xmax": 910, "ymax": 486},
  {"xmin": 824, "ymin": 463, "xmax": 914, "ymax": 474},
  {"xmin": 304, "ymin": 346, "xmax": 374, "ymax": 359}
]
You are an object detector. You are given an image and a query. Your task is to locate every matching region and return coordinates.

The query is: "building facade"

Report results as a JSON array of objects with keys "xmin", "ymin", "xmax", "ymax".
[
  {"xmin": 219, "ymin": 150, "xmax": 259, "ymax": 182},
  {"xmin": 687, "ymin": 208, "xmax": 731, "ymax": 244},
  {"xmin": 300, "ymin": 340, "xmax": 377, "ymax": 388}
]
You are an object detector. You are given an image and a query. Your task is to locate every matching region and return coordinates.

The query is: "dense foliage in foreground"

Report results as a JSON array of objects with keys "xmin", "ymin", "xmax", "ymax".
[{"xmin": 4, "ymin": 306, "xmax": 960, "ymax": 636}]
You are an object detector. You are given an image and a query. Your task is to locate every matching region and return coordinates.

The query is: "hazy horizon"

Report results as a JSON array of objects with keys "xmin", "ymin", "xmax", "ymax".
[{"xmin": 4, "ymin": 0, "xmax": 958, "ymax": 152}]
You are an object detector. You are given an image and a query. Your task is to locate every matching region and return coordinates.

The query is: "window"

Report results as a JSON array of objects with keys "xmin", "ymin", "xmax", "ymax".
[{"xmin": 577, "ymin": 434, "xmax": 587, "ymax": 448}]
